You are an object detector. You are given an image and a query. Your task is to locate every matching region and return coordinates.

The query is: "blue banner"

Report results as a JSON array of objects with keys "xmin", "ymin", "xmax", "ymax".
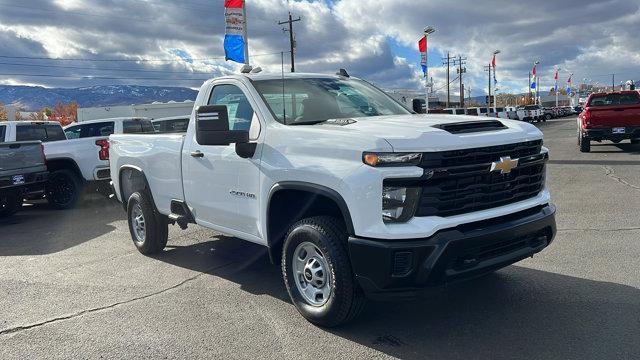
[{"xmin": 224, "ymin": 34, "xmax": 245, "ymax": 64}]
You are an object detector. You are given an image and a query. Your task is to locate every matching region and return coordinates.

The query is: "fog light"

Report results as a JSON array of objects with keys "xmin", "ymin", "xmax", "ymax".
[{"xmin": 382, "ymin": 186, "xmax": 420, "ymax": 223}]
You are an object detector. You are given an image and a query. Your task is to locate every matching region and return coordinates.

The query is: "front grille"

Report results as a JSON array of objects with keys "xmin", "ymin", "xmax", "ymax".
[{"xmin": 415, "ymin": 140, "xmax": 546, "ymax": 217}]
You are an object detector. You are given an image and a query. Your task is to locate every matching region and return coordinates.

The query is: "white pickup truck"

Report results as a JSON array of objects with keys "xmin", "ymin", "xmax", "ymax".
[
  {"xmin": 1, "ymin": 119, "xmax": 153, "ymax": 209},
  {"xmin": 110, "ymin": 71, "xmax": 556, "ymax": 327}
]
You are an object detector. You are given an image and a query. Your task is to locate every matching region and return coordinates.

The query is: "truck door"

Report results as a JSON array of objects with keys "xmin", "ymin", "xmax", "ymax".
[{"xmin": 183, "ymin": 82, "xmax": 264, "ymax": 243}]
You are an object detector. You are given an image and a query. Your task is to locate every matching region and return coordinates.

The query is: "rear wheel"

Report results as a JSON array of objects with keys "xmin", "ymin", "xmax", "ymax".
[
  {"xmin": 46, "ymin": 169, "xmax": 82, "ymax": 210},
  {"xmin": 578, "ymin": 131, "xmax": 591, "ymax": 153},
  {"xmin": 127, "ymin": 191, "xmax": 168, "ymax": 255},
  {"xmin": 0, "ymin": 192, "xmax": 22, "ymax": 218},
  {"xmin": 544, "ymin": 113, "xmax": 552, "ymax": 121},
  {"xmin": 282, "ymin": 216, "xmax": 365, "ymax": 327}
]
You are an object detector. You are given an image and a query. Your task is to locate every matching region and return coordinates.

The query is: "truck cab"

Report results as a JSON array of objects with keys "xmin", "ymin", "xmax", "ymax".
[{"xmin": 110, "ymin": 71, "xmax": 556, "ymax": 327}]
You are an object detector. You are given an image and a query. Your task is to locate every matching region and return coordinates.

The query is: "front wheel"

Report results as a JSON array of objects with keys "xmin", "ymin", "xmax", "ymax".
[
  {"xmin": 545, "ymin": 114, "xmax": 552, "ymax": 121},
  {"xmin": 0, "ymin": 192, "xmax": 22, "ymax": 218},
  {"xmin": 282, "ymin": 216, "xmax": 365, "ymax": 327},
  {"xmin": 127, "ymin": 192, "xmax": 168, "ymax": 255}
]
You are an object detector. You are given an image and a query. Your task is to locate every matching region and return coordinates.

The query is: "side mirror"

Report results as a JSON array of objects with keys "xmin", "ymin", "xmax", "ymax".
[
  {"xmin": 196, "ymin": 105, "xmax": 249, "ymax": 146},
  {"xmin": 412, "ymin": 99, "xmax": 425, "ymax": 114}
]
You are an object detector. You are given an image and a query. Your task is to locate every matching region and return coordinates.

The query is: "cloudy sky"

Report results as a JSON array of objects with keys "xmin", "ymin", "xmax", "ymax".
[{"xmin": 0, "ymin": 0, "xmax": 639, "ymax": 97}]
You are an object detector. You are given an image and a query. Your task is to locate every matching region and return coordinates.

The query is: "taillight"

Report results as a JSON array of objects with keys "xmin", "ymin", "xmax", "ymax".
[
  {"xmin": 582, "ymin": 110, "xmax": 591, "ymax": 128},
  {"xmin": 40, "ymin": 143, "xmax": 47, "ymax": 165},
  {"xmin": 96, "ymin": 139, "xmax": 110, "ymax": 161}
]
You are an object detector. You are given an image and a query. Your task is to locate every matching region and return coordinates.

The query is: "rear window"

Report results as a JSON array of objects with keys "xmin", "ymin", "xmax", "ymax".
[
  {"xmin": 154, "ymin": 118, "xmax": 190, "ymax": 133},
  {"xmin": 479, "ymin": 108, "xmax": 488, "ymax": 114},
  {"xmin": 455, "ymin": 109, "xmax": 465, "ymax": 115},
  {"xmin": 0, "ymin": 125, "xmax": 6, "ymax": 142},
  {"xmin": 15, "ymin": 124, "xmax": 66, "ymax": 142},
  {"xmin": 524, "ymin": 105, "xmax": 539, "ymax": 110},
  {"xmin": 588, "ymin": 93, "xmax": 640, "ymax": 106},
  {"xmin": 496, "ymin": 108, "xmax": 504, "ymax": 112},
  {"xmin": 123, "ymin": 119, "xmax": 156, "ymax": 134},
  {"xmin": 65, "ymin": 122, "xmax": 115, "ymax": 139}
]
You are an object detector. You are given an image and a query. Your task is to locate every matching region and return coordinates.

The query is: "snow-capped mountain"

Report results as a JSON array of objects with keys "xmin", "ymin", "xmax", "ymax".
[{"xmin": 0, "ymin": 85, "xmax": 198, "ymax": 111}]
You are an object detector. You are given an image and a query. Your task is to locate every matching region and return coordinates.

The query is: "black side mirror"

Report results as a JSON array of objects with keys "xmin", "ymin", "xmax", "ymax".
[
  {"xmin": 196, "ymin": 105, "xmax": 248, "ymax": 146},
  {"xmin": 412, "ymin": 99, "xmax": 425, "ymax": 114}
]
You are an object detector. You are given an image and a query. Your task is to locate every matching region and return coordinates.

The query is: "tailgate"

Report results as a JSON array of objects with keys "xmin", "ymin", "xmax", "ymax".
[
  {"xmin": 589, "ymin": 105, "xmax": 640, "ymax": 128},
  {"xmin": 0, "ymin": 141, "xmax": 45, "ymax": 173}
]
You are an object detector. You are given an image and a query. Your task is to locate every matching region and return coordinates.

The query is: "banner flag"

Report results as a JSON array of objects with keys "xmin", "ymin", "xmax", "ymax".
[
  {"xmin": 224, "ymin": 0, "xmax": 245, "ymax": 64},
  {"xmin": 418, "ymin": 36, "xmax": 427, "ymax": 77}
]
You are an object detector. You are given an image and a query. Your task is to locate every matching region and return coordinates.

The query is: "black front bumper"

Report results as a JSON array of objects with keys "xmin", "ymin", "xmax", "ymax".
[
  {"xmin": 584, "ymin": 127, "xmax": 640, "ymax": 141},
  {"xmin": 348, "ymin": 204, "xmax": 556, "ymax": 300}
]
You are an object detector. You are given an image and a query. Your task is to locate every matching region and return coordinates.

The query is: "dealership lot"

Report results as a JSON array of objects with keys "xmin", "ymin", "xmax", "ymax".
[{"xmin": 1, "ymin": 118, "xmax": 639, "ymax": 359}]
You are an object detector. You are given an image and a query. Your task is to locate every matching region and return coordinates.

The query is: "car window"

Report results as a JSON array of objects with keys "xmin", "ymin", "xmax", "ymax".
[
  {"xmin": 66, "ymin": 122, "xmax": 115, "ymax": 138},
  {"xmin": 208, "ymin": 84, "xmax": 256, "ymax": 134},
  {"xmin": 589, "ymin": 93, "xmax": 640, "ymax": 106},
  {"xmin": 0, "ymin": 125, "xmax": 6, "ymax": 142},
  {"xmin": 64, "ymin": 125, "xmax": 81, "ymax": 139},
  {"xmin": 123, "ymin": 119, "xmax": 156, "ymax": 134},
  {"xmin": 16, "ymin": 124, "xmax": 66, "ymax": 142},
  {"xmin": 155, "ymin": 118, "xmax": 190, "ymax": 133}
]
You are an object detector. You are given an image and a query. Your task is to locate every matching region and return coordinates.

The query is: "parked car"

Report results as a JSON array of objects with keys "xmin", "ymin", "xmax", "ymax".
[
  {"xmin": 577, "ymin": 91, "xmax": 640, "ymax": 152},
  {"xmin": 516, "ymin": 105, "xmax": 543, "ymax": 122},
  {"xmin": 152, "ymin": 116, "xmax": 190, "ymax": 133},
  {"xmin": 0, "ymin": 139, "xmax": 48, "ymax": 218},
  {"xmin": 542, "ymin": 108, "xmax": 555, "ymax": 121},
  {"xmin": 110, "ymin": 71, "xmax": 556, "ymax": 327}
]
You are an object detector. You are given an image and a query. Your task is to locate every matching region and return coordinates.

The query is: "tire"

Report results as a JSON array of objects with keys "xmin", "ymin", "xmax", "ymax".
[
  {"xmin": 578, "ymin": 132, "xmax": 591, "ymax": 153},
  {"xmin": 127, "ymin": 191, "xmax": 168, "ymax": 255},
  {"xmin": 281, "ymin": 216, "xmax": 365, "ymax": 327},
  {"xmin": 46, "ymin": 169, "xmax": 82, "ymax": 210},
  {"xmin": 545, "ymin": 114, "xmax": 552, "ymax": 121},
  {"xmin": 0, "ymin": 192, "xmax": 22, "ymax": 218}
]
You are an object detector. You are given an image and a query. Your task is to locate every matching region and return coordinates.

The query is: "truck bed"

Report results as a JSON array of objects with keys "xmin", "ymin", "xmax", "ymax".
[{"xmin": 109, "ymin": 133, "xmax": 186, "ymax": 214}]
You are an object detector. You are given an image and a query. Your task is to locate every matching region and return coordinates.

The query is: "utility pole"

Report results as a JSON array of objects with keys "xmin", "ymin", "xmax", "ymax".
[
  {"xmin": 278, "ymin": 12, "xmax": 301, "ymax": 72},
  {"xmin": 484, "ymin": 64, "xmax": 492, "ymax": 113},
  {"xmin": 442, "ymin": 52, "xmax": 454, "ymax": 108},
  {"xmin": 454, "ymin": 55, "xmax": 467, "ymax": 108}
]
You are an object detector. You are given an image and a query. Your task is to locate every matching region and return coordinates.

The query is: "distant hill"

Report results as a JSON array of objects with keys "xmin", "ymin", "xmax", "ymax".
[{"xmin": 0, "ymin": 85, "xmax": 198, "ymax": 111}]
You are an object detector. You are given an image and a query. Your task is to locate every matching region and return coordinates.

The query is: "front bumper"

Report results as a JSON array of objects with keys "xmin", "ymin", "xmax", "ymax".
[
  {"xmin": 584, "ymin": 127, "xmax": 640, "ymax": 140},
  {"xmin": 348, "ymin": 204, "xmax": 556, "ymax": 300}
]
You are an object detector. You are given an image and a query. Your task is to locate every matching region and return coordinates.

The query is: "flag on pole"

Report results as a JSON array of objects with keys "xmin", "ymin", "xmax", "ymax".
[
  {"xmin": 531, "ymin": 64, "xmax": 537, "ymax": 89},
  {"xmin": 224, "ymin": 0, "xmax": 245, "ymax": 64},
  {"xmin": 532, "ymin": 65, "xmax": 536, "ymax": 77},
  {"xmin": 492, "ymin": 55, "xmax": 497, "ymax": 86},
  {"xmin": 418, "ymin": 36, "xmax": 427, "ymax": 77},
  {"xmin": 566, "ymin": 74, "xmax": 573, "ymax": 95},
  {"xmin": 554, "ymin": 69, "xmax": 558, "ymax": 92}
]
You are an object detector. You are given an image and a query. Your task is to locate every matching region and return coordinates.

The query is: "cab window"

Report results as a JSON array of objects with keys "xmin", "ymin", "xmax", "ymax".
[
  {"xmin": 208, "ymin": 84, "xmax": 258, "ymax": 138},
  {"xmin": 65, "ymin": 122, "xmax": 115, "ymax": 139},
  {"xmin": 16, "ymin": 124, "xmax": 66, "ymax": 142}
]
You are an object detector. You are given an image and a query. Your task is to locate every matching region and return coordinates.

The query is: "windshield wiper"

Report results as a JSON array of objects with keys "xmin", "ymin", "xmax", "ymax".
[{"xmin": 289, "ymin": 120, "xmax": 329, "ymax": 126}]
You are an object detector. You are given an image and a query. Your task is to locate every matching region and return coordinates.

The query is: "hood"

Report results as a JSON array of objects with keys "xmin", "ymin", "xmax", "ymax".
[{"xmin": 317, "ymin": 114, "xmax": 543, "ymax": 152}]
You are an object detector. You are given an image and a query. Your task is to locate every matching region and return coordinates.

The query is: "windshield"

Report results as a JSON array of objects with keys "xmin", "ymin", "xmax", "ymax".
[{"xmin": 252, "ymin": 77, "xmax": 411, "ymax": 125}]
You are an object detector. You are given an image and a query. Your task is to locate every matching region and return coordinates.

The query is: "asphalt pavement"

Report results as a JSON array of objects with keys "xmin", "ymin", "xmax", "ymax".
[{"xmin": 1, "ymin": 117, "xmax": 639, "ymax": 359}]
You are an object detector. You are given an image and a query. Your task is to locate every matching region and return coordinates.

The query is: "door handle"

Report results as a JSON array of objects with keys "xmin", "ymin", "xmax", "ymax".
[{"xmin": 190, "ymin": 150, "xmax": 204, "ymax": 158}]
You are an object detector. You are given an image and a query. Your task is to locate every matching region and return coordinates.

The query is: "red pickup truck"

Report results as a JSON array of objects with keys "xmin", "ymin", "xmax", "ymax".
[{"xmin": 577, "ymin": 91, "xmax": 640, "ymax": 152}]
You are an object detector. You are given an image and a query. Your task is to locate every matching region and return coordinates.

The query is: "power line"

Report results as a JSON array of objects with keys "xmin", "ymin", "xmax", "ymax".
[
  {"xmin": 0, "ymin": 73, "xmax": 210, "ymax": 81},
  {"xmin": 0, "ymin": 61, "xmax": 215, "ymax": 75},
  {"xmin": 0, "ymin": 51, "xmax": 289, "ymax": 63}
]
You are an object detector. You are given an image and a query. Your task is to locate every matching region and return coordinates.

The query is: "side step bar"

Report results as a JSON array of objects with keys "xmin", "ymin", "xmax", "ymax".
[{"xmin": 168, "ymin": 199, "xmax": 195, "ymax": 230}]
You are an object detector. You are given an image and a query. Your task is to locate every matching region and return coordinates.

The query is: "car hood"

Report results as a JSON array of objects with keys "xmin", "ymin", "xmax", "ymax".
[{"xmin": 316, "ymin": 114, "xmax": 543, "ymax": 151}]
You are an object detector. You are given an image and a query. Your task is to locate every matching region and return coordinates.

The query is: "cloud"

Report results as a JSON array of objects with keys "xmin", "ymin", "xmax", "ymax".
[{"xmin": 0, "ymin": 0, "xmax": 637, "ymax": 95}]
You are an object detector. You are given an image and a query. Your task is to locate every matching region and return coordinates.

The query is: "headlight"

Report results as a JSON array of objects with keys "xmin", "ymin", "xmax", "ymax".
[
  {"xmin": 382, "ymin": 186, "xmax": 421, "ymax": 223},
  {"xmin": 363, "ymin": 152, "xmax": 422, "ymax": 167}
]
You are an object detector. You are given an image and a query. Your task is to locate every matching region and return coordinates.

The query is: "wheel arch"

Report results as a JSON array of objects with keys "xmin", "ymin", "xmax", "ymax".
[
  {"xmin": 118, "ymin": 165, "xmax": 153, "ymax": 210},
  {"xmin": 266, "ymin": 181, "xmax": 354, "ymax": 264},
  {"xmin": 46, "ymin": 158, "xmax": 83, "ymax": 180}
]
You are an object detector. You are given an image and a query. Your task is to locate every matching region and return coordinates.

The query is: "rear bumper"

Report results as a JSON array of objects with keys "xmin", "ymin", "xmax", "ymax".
[
  {"xmin": 584, "ymin": 127, "xmax": 640, "ymax": 140},
  {"xmin": 0, "ymin": 171, "xmax": 48, "ymax": 192},
  {"xmin": 348, "ymin": 204, "xmax": 556, "ymax": 300}
]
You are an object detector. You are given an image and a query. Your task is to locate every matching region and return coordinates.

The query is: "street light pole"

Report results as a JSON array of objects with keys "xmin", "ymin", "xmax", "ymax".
[
  {"xmin": 492, "ymin": 50, "xmax": 500, "ymax": 110},
  {"xmin": 423, "ymin": 26, "xmax": 435, "ymax": 114}
]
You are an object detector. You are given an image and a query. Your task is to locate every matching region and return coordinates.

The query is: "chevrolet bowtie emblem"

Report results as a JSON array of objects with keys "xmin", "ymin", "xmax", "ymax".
[{"xmin": 490, "ymin": 156, "xmax": 519, "ymax": 174}]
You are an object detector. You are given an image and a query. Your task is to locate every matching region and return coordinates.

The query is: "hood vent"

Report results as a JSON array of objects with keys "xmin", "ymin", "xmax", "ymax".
[{"xmin": 433, "ymin": 120, "xmax": 507, "ymax": 134}]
